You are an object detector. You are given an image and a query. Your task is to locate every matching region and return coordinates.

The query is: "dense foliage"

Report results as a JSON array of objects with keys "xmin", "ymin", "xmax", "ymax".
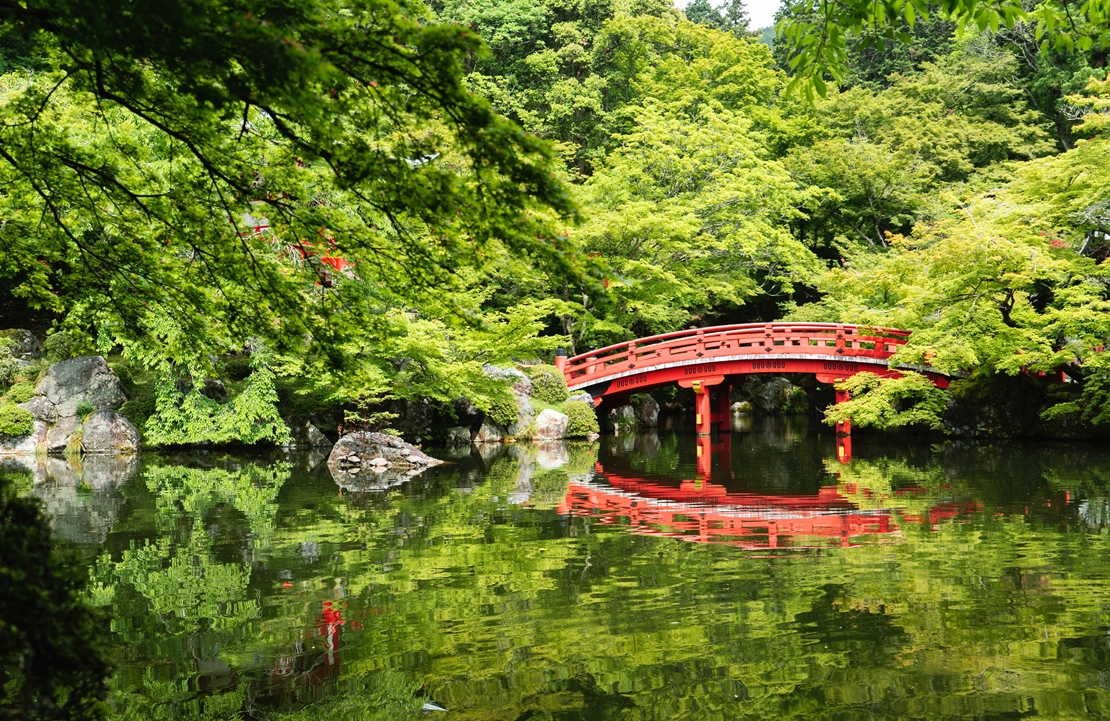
[{"xmin": 2, "ymin": 0, "xmax": 1109, "ymax": 436}]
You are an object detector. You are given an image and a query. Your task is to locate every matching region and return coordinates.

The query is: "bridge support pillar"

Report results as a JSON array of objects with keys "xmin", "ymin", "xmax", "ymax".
[
  {"xmin": 834, "ymin": 387, "xmax": 852, "ymax": 437},
  {"xmin": 715, "ymin": 382, "xmax": 732, "ymax": 432},
  {"xmin": 694, "ymin": 383, "xmax": 713, "ymax": 436}
]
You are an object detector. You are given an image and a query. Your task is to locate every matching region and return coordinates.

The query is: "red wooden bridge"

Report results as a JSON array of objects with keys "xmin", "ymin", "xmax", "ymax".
[{"xmin": 555, "ymin": 323, "xmax": 950, "ymax": 436}]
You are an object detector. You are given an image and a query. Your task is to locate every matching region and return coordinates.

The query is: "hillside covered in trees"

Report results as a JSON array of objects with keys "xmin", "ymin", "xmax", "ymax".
[{"xmin": 1, "ymin": 0, "xmax": 1110, "ymax": 441}]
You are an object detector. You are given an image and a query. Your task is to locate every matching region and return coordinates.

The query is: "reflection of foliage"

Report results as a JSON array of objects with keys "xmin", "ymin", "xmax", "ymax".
[
  {"xmin": 143, "ymin": 462, "xmax": 290, "ymax": 539},
  {"xmin": 274, "ymin": 669, "xmax": 424, "ymax": 721},
  {"xmin": 0, "ymin": 477, "xmax": 111, "ymax": 720}
]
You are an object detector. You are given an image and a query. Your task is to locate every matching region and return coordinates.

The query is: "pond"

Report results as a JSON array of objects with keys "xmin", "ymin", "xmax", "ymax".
[{"xmin": 7, "ymin": 416, "xmax": 1110, "ymax": 720}]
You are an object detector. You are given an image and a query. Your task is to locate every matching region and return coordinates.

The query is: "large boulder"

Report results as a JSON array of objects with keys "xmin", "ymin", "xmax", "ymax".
[
  {"xmin": 483, "ymin": 364, "xmax": 532, "ymax": 397},
  {"xmin": 473, "ymin": 420, "xmax": 503, "ymax": 444},
  {"xmin": 533, "ymin": 408, "xmax": 568, "ymax": 440},
  {"xmin": 19, "ymin": 396, "xmax": 56, "ymax": 424},
  {"xmin": 506, "ymin": 395, "xmax": 536, "ymax": 438},
  {"xmin": 327, "ymin": 432, "xmax": 442, "ymax": 471},
  {"xmin": 0, "ymin": 329, "xmax": 41, "ymax": 361},
  {"xmin": 445, "ymin": 426, "xmax": 473, "ymax": 445},
  {"xmin": 45, "ymin": 416, "xmax": 82, "ymax": 455},
  {"xmin": 281, "ymin": 419, "xmax": 332, "ymax": 450},
  {"xmin": 81, "ymin": 410, "xmax": 140, "ymax": 454},
  {"xmin": 633, "ymin": 396, "xmax": 659, "ymax": 428},
  {"xmin": 35, "ymin": 356, "xmax": 128, "ymax": 418},
  {"xmin": 568, "ymin": 391, "xmax": 594, "ymax": 405},
  {"xmin": 746, "ymin": 377, "xmax": 796, "ymax": 414}
]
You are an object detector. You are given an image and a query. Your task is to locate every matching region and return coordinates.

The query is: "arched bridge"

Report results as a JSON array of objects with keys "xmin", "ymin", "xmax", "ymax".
[{"xmin": 555, "ymin": 323, "xmax": 950, "ymax": 436}]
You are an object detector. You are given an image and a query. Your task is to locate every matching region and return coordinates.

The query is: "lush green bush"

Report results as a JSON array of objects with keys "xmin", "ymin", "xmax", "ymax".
[
  {"xmin": 0, "ymin": 338, "xmax": 16, "ymax": 392},
  {"xmin": 783, "ymin": 387, "xmax": 809, "ymax": 414},
  {"xmin": 119, "ymin": 394, "xmax": 157, "ymax": 429},
  {"xmin": 0, "ymin": 402, "xmax": 34, "ymax": 438},
  {"xmin": 559, "ymin": 400, "xmax": 599, "ymax": 438},
  {"xmin": 41, "ymin": 332, "xmax": 76, "ymax": 363},
  {"xmin": 75, "ymin": 401, "xmax": 95, "ymax": 420},
  {"xmin": 480, "ymin": 390, "xmax": 519, "ymax": 427},
  {"xmin": 525, "ymin": 364, "xmax": 568, "ymax": 405},
  {"xmin": 2, "ymin": 381, "xmax": 34, "ymax": 404},
  {"xmin": 143, "ymin": 364, "xmax": 289, "ymax": 446}
]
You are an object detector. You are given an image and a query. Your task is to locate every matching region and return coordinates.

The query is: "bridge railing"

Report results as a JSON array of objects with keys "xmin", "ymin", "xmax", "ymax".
[{"xmin": 562, "ymin": 323, "xmax": 910, "ymax": 383}]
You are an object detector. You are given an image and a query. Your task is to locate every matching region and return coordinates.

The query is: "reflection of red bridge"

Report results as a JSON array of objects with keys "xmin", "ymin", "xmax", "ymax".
[
  {"xmin": 558, "ymin": 472, "xmax": 900, "ymax": 550},
  {"xmin": 555, "ymin": 323, "xmax": 951, "ymax": 437}
]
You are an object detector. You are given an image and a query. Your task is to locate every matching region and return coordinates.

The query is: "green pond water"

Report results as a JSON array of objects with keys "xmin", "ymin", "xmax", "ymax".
[{"xmin": 9, "ymin": 416, "xmax": 1110, "ymax": 720}]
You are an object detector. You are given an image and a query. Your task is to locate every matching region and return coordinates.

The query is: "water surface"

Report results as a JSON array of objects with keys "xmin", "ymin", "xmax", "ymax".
[{"xmin": 7, "ymin": 416, "xmax": 1110, "ymax": 720}]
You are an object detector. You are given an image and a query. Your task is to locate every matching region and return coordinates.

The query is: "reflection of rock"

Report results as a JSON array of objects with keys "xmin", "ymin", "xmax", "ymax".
[
  {"xmin": 731, "ymin": 414, "xmax": 753, "ymax": 433},
  {"xmin": 506, "ymin": 445, "xmax": 535, "ymax": 504},
  {"xmin": 472, "ymin": 441, "xmax": 505, "ymax": 465},
  {"xmin": 31, "ymin": 455, "xmax": 137, "ymax": 544},
  {"xmin": 82, "ymin": 410, "xmax": 141, "ymax": 454},
  {"xmin": 330, "ymin": 467, "xmax": 427, "ymax": 493},
  {"xmin": 533, "ymin": 409, "xmax": 568, "ymax": 440},
  {"xmin": 535, "ymin": 441, "xmax": 569, "ymax": 469},
  {"xmin": 633, "ymin": 431, "xmax": 661, "ymax": 459}
]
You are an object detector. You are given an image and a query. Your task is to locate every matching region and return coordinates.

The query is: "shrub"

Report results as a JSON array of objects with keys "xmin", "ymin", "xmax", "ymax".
[
  {"xmin": 0, "ymin": 338, "xmax": 16, "ymax": 391},
  {"xmin": 41, "ymin": 332, "xmax": 75, "ymax": 362},
  {"xmin": 525, "ymin": 364, "xmax": 568, "ymax": 404},
  {"xmin": 560, "ymin": 400, "xmax": 599, "ymax": 438},
  {"xmin": 0, "ymin": 402, "xmax": 34, "ymax": 438},
  {"xmin": 3, "ymin": 381, "xmax": 34, "ymax": 404},
  {"xmin": 119, "ymin": 394, "xmax": 157, "ymax": 428},
  {"xmin": 481, "ymin": 390, "xmax": 519, "ymax": 427},
  {"xmin": 783, "ymin": 387, "xmax": 809, "ymax": 414},
  {"xmin": 75, "ymin": 401, "xmax": 95, "ymax": 420}
]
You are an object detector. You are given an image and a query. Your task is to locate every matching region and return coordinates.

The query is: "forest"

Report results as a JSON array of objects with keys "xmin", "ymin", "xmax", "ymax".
[{"xmin": 0, "ymin": 0, "xmax": 1109, "ymax": 441}]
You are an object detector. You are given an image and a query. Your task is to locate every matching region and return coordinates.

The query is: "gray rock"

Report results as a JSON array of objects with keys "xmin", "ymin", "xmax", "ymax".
[
  {"xmin": 19, "ymin": 395, "xmax": 57, "ymax": 424},
  {"xmin": 35, "ymin": 356, "xmax": 128, "ymax": 418},
  {"xmin": 568, "ymin": 391, "xmax": 594, "ymax": 405},
  {"xmin": 199, "ymin": 378, "xmax": 227, "ymax": 401},
  {"xmin": 81, "ymin": 409, "xmax": 141, "ymax": 454},
  {"xmin": 746, "ymin": 377, "xmax": 796, "ymax": 414},
  {"xmin": 45, "ymin": 416, "xmax": 82, "ymax": 455},
  {"xmin": 445, "ymin": 426, "xmax": 472, "ymax": 445},
  {"xmin": 0, "ymin": 329, "xmax": 41, "ymax": 361},
  {"xmin": 0, "ymin": 420, "xmax": 47, "ymax": 455},
  {"xmin": 482, "ymin": 364, "xmax": 533, "ymax": 397},
  {"xmin": 281, "ymin": 419, "xmax": 333, "ymax": 450},
  {"xmin": 533, "ymin": 408, "xmax": 568, "ymax": 440},
  {"xmin": 506, "ymin": 395, "xmax": 535, "ymax": 438},
  {"xmin": 473, "ymin": 420, "xmax": 504, "ymax": 444},
  {"xmin": 326, "ymin": 432, "xmax": 442, "ymax": 470},
  {"xmin": 633, "ymin": 396, "xmax": 659, "ymax": 428},
  {"xmin": 731, "ymin": 400, "xmax": 754, "ymax": 415}
]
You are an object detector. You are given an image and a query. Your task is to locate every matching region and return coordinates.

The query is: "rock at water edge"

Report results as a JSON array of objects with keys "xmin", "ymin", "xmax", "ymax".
[
  {"xmin": 82, "ymin": 410, "xmax": 141, "ymax": 454},
  {"xmin": 35, "ymin": 356, "xmax": 128, "ymax": 418},
  {"xmin": 533, "ymin": 408, "xmax": 568, "ymax": 440}
]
